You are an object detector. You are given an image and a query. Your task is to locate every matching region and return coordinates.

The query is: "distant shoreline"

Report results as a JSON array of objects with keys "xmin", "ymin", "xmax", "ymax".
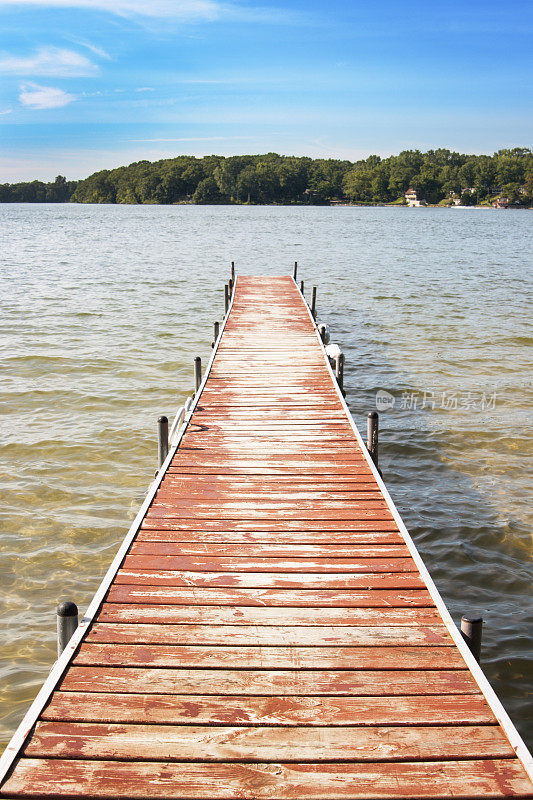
[
  {"xmin": 1, "ymin": 148, "xmax": 531, "ymax": 208},
  {"xmin": 1, "ymin": 200, "xmax": 531, "ymax": 209}
]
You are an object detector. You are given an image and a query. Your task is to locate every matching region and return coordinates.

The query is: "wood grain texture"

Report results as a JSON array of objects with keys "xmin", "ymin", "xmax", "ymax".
[
  {"xmin": 95, "ymin": 604, "xmax": 443, "ymax": 625},
  {"xmin": 42, "ymin": 692, "xmax": 494, "ymax": 726},
  {"xmin": 140, "ymin": 519, "xmax": 400, "ymax": 531},
  {"xmin": 59, "ymin": 667, "xmax": 479, "ymax": 696},
  {"xmin": 3, "ymin": 758, "xmax": 533, "ymax": 798},
  {"xmin": 73, "ymin": 643, "xmax": 465, "ymax": 669},
  {"xmin": 106, "ymin": 585, "xmax": 433, "ymax": 606},
  {"xmin": 135, "ymin": 529, "xmax": 404, "ymax": 543},
  {"xmin": 112, "ymin": 571, "xmax": 426, "ymax": 589},
  {"xmin": 25, "ymin": 721, "xmax": 513, "ymax": 761},
  {"xmin": 85, "ymin": 623, "xmax": 452, "ymax": 647},
  {"xmin": 120, "ymin": 555, "xmax": 417, "ymax": 573},
  {"xmin": 128, "ymin": 543, "xmax": 410, "ymax": 557}
]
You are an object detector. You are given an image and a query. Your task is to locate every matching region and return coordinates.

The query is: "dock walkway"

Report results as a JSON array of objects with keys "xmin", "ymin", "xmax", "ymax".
[{"xmin": 1, "ymin": 275, "xmax": 532, "ymax": 798}]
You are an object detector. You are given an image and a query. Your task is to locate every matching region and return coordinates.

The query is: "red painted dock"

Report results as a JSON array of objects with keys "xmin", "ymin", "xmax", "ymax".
[{"xmin": 1, "ymin": 275, "xmax": 532, "ymax": 798}]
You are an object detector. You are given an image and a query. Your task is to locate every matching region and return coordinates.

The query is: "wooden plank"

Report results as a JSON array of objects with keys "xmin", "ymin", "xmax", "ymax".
[
  {"xmin": 113, "ymin": 570, "xmax": 424, "ymax": 589},
  {"xmin": 144, "ymin": 510, "xmax": 395, "ymax": 522},
  {"xmin": 165, "ymin": 466, "xmax": 375, "ymax": 475},
  {"xmin": 135, "ymin": 530, "xmax": 404, "ymax": 544},
  {"xmin": 120, "ymin": 555, "xmax": 416, "ymax": 573},
  {"xmin": 166, "ymin": 463, "xmax": 377, "ymax": 473},
  {"xmin": 86, "ymin": 623, "xmax": 453, "ymax": 647},
  {"xmin": 4, "ymin": 758, "xmax": 533, "ymax": 798},
  {"xmin": 42, "ymin": 691, "xmax": 495, "ymax": 726},
  {"xmin": 154, "ymin": 491, "xmax": 386, "ymax": 502},
  {"xmin": 149, "ymin": 500, "xmax": 391, "ymax": 512},
  {"xmin": 165, "ymin": 465, "xmax": 385, "ymax": 475},
  {"xmin": 106, "ymin": 586, "xmax": 433, "ymax": 606},
  {"xmin": 96, "ymin": 604, "xmax": 442, "ymax": 626},
  {"xmin": 139, "ymin": 519, "xmax": 399, "ymax": 531},
  {"xmin": 156, "ymin": 486, "xmax": 383, "ymax": 497},
  {"xmin": 25, "ymin": 721, "xmax": 513, "ymax": 762},
  {"xmin": 161, "ymin": 474, "xmax": 377, "ymax": 483},
  {"xmin": 73, "ymin": 643, "xmax": 465, "ymax": 669},
  {"xmin": 128, "ymin": 543, "xmax": 411, "ymax": 557}
]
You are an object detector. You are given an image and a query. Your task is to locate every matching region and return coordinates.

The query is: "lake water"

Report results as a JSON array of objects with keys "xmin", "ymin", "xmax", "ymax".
[{"xmin": 0, "ymin": 203, "xmax": 532, "ymax": 749}]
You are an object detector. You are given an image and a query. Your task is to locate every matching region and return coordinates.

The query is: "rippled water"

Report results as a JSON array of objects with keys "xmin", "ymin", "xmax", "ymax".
[{"xmin": 0, "ymin": 203, "xmax": 532, "ymax": 749}]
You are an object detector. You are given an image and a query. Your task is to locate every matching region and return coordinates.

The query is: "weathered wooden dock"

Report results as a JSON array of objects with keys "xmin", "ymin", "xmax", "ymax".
[{"xmin": 1, "ymin": 274, "xmax": 532, "ymax": 798}]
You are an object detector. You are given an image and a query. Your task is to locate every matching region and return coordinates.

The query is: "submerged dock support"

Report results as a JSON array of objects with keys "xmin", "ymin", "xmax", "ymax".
[
  {"xmin": 367, "ymin": 411, "xmax": 379, "ymax": 468},
  {"xmin": 194, "ymin": 356, "xmax": 202, "ymax": 393},
  {"xmin": 461, "ymin": 614, "xmax": 483, "ymax": 662},
  {"xmin": 56, "ymin": 601, "xmax": 78, "ymax": 658}
]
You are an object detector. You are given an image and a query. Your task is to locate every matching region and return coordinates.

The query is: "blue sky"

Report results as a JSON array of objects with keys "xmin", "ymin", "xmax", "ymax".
[{"xmin": 0, "ymin": 0, "xmax": 531, "ymax": 180}]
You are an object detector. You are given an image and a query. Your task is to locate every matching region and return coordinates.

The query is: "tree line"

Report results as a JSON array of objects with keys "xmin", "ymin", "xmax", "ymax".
[{"xmin": 1, "ymin": 148, "xmax": 531, "ymax": 206}]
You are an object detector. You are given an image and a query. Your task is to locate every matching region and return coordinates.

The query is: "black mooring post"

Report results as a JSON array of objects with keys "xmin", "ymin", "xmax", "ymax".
[
  {"xmin": 311, "ymin": 286, "xmax": 317, "ymax": 319},
  {"xmin": 231, "ymin": 262, "xmax": 235, "ymax": 283},
  {"xmin": 224, "ymin": 283, "xmax": 229, "ymax": 313},
  {"xmin": 212, "ymin": 320, "xmax": 220, "ymax": 347},
  {"xmin": 367, "ymin": 411, "xmax": 379, "ymax": 468},
  {"xmin": 300, "ymin": 280, "xmax": 304, "ymax": 296},
  {"xmin": 158, "ymin": 415, "xmax": 169, "ymax": 468},
  {"xmin": 461, "ymin": 615, "xmax": 483, "ymax": 662},
  {"xmin": 293, "ymin": 261, "xmax": 298, "ymax": 281},
  {"xmin": 194, "ymin": 356, "xmax": 202, "ymax": 394},
  {"xmin": 56, "ymin": 601, "xmax": 78, "ymax": 658}
]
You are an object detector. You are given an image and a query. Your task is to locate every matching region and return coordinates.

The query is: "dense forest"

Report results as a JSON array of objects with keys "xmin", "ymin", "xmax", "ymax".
[{"xmin": 1, "ymin": 148, "xmax": 532, "ymax": 206}]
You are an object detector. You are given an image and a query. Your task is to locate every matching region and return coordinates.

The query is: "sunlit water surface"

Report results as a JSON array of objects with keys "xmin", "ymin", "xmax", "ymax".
[{"xmin": 0, "ymin": 204, "xmax": 532, "ymax": 748}]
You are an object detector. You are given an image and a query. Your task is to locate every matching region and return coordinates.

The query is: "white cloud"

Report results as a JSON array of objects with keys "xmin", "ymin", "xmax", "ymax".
[
  {"xmin": 0, "ymin": 0, "xmax": 220, "ymax": 18},
  {"xmin": 69, "ymin": 39, "xmax": 111, "ymax": 60},
  {"xmin": 19, "ymin": 82, "xmax": 76, "ymax": 109},
  {"xmin": 0, "ymin": 46, "xmax": 97, "ymax": 76}
]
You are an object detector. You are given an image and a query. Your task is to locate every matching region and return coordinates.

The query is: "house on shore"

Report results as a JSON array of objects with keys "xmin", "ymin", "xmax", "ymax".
[
  {"xmin": 405, "ymin": 188, "xmax": 426, "ymax": 207},
  {"xmin": 492, "ymin": 196, "xmax": 509, "ymax": 209}
]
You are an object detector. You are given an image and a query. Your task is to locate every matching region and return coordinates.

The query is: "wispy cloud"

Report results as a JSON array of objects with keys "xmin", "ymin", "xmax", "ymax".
[
  {"xmin": 0, "ymin": 46, "xmax": 97, "ymax": 76},
  {"xmin": 0, "ymin": 0, "xmax": 220, "ymax": 18},
  {"xmin": 0, "ymin": 0, "xmax": 298, "ymax": 23},
  {"xmin": 0, "ymin": 107, "xmax": 13, "ymax": 114},
  {"xmin": 131, "ymin": 136, "xmax": 253, "ymax": 142},
  {"xmin": 69, "ymin": 39, "xmax": 112, "ymax": 60},
  {"xmin": 19, "ymin": 82, "xmax": 76, "ymax": 109}
]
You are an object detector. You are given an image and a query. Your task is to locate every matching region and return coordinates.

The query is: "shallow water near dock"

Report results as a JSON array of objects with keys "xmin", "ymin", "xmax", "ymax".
[{"xmin": 0, "ymin": 203, "xmax": 532, "ymax": 750}]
